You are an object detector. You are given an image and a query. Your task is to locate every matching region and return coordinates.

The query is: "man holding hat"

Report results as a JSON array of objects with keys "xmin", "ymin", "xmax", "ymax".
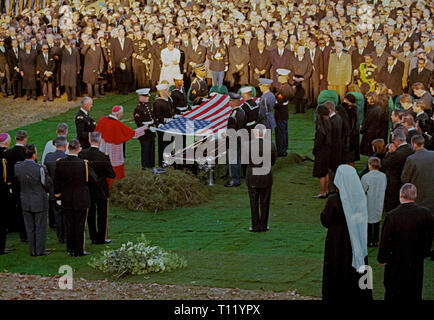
[
  {"xmin": 134, "ymin": 88, "xmax": 156, "ymax": 170},
  {"xmin": 154, "ymin": 82, "xmax": 174, "ymax": 167},
  {"xmin": 95, "ymin": 105, "xmax": 147, "ymax": 188},
  {"xmin": 274, "ymin": 69, "xmax": 293, "ymax": 157},
  {"xmin": 225, "ymin": 92, "xmax": 246, "ymax": 188},
  {"xmin": 189, "ymin": 63, "xmax": 208, "ymax": 105}
]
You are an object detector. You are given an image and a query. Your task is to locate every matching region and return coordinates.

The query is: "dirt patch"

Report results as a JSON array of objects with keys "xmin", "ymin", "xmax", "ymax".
[
  {"xmin": 0, "ymin": 94, "xmax": 80, "ymax": 132},
  {"xmin": 0, "ymin": 273, "xmax": 319, "ymax": 300}
]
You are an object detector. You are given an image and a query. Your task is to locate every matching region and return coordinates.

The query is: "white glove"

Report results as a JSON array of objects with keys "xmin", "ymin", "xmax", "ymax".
[
  {"xmin": 56, "ymin": 200, "xmax": 62, "ymax": 206},
  {"xmin": 224, "ymin": 66, "xmax": 228, "ymax": 72}
]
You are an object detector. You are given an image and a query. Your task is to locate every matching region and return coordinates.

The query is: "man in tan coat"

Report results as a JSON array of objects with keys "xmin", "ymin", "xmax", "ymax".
[
  {"xmin": 327, "ymin": 41, "xmax": 352, "ymax": 101},
  {"xmin": 227, "ymin": 37, "xmax": 250, "ymax": 89}
]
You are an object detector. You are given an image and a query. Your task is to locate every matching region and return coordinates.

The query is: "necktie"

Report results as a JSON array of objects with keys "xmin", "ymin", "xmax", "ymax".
[{"xmin": 44, "ymin": 54, "xmax": 48, "ymax": 64}]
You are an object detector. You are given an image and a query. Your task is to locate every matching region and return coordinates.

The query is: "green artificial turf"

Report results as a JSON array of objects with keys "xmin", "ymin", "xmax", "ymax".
[{"xmin": 2, "ymin": 93, "xmax": 433, "ymax": 299}]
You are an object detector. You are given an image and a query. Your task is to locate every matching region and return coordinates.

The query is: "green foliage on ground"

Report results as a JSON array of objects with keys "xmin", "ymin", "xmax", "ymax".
[
  {"xmin": 89, "ymin": 235, "xmax": 187, "ymax": 279},
  {"xmin": 111, "ymin": 169, "xmax": 211, "ymax": 213},
  {"xmin": 1, "ymin": 93, "xmax": 433, "ymax": 300}
]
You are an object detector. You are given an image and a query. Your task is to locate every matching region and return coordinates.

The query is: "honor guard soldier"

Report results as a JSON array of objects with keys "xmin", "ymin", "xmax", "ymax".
[
  {"xmin": 171, "ymin": 73, "xmax": 188, "ymax": 115},
  {"xmin": 54, "ymin": 139, "xmax": 96, "ymax": 257},
  {"xmin": 188, "ymin": 63, "xmax": 208, "ymax": 105},
  {"xmin": 154, "ymin": 83, "xmax": 174, "ymax": 167},
  {"xmin": 225, "ymin": 92, "xmax": 246, "ymax": 187},
  {"xmin": 134, "ymin": 88, "xmax": 156, "ymax": 169},
  {"xmin": 79, "ymin": 132, "xmax": 115, "ymax": 245},
  {"xmin": 75, "ymin": 97, "xmax": 96, "ymax": 150},
  {"xmin": 257, "ymin": 78, "xmax": 276, "ymax": 130},
  {"xmin": 239, "ymin": 86, "xmax": 259, "ymax": 133},
  {"xmin": 274, "ymin": 69, "xmax": 293, "ymax": 157}
]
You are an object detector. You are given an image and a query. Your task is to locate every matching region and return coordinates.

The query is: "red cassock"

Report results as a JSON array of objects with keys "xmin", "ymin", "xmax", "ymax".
[{"xmin": 95, "ymin": 115, "xmax": 136, "ymax": 188}]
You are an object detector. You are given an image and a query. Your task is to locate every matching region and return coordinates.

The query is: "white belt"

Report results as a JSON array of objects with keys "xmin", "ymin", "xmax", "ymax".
[
  {"xmin": 283, "ymin": 101, "xmax": 288, "ymax": 106},
  {"xmin": 164, "ymin": 118, "xmax": 172, "ymax": 122},
  {"xmin": 177, "ymin": 107, "xmax": 188, "ymax": 111},
  {"xmin": 142, "ymin": 120, "xmax": 154, "ymax": 125},
  {"xmin": 246, "ymin": 120, "xmax": 256, "ymax": 126}
]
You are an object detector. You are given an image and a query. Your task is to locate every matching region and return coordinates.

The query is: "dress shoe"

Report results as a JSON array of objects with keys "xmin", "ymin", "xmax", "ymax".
[
  {"xmin": 37, "ymin": 252, "xmax": 50, "ymax": 256},
  {"xmin": 104, "ymin": 239, "xmax": 111, "ymax": 244},
  {"xmin": 248, "ymin": 227, "xmax": 259, "ymax": 232},
  {"xmin": 281, "ymin": 152, "xmax": 287, "ymax": 157},
  {"xmin": 312, "ymin": 194, "xmax": 328, "ymax": 199},
  {"xmin": 81, "ymin": 251, "xmax": 91, "ymax": 256},
  {"xmin": 224, "ymin": 180, "xmax": 240, "ymax": 187}
]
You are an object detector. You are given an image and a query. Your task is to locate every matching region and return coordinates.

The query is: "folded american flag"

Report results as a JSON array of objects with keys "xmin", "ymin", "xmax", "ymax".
[{"xmin": 157, "ymin": 94, "xmax": 232, "ymax": 136}]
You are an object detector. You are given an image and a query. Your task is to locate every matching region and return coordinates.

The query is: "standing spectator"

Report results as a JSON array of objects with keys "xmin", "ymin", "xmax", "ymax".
[
  {"xmin": 44, "ymin": 136, "xmax": 67, "ymax": 243},
  {"xmin": 36, "ymin": 43, "xmax": 56, "ymax": 102},
  {"xmin": 361, "ymin": 157, "xmax": 387, "ymax": 247},
  {"xmin": 269, "ymin": 39, "xmax": 291, "ymax": 88},
  {"xmin": 109, "ymin": 27, "xmax": 134, "ymax": 94},
  {"xmin": 401, "ymin": 135, "xmax": 434, "ymax": 214},
  {"xmin": 274, "ymin": 69, "xmax": 292, "ymax": 157},
  {"xmin": 321, "ymin": 164, "xmax": 372, "ymax": 301},
  {"xmin": 14, "ymin": 145, "xmax": 51, "ymax": 256},
  {"xmin": 360, "ymin": 92, "xmax": 383, "ymax": 156},
  {"xmin": 326, "ymin": 101, "xmax": 343, "ymax": 194},
  {"xmin": 227, "ymin": 37, "xmax": 249, "ymax": 91},
  {"xmin": 18, "ymin": 41, "xmax": 37, "ymax": 100},
  {"xmin": 0, "ymin": 38, "xmax": 9, "ymax": 97},
  {"xmin": 0, "ymin": 133, "xmax": 11, "ymax": 255},
  {"xmin": 291, "ymin": 46, "xmax": 312, "ymax": 114},
  {"xmin": 378, "ymin": 183, "xmax": 433, "ymax": 301},
  {"xmin": 382, "ymin": 129, "xmax": 414, "ymax": 212},
  {"xmin": 61, "ymin": 39, "xmax": 80, "ymax": 101},
  {"xmin": 159, "ymin": 40, "xmax": 181, "ymax": 87},
  {"xmin": 336, "ymin": 93, "xmax": 360, "ymax": 165},
  {"xmin": 81, "ymin": 38, "xmax": 104, "ymax": 98},
  {"xmin": 6, "ymin": 130, "xmax": 28, "ymax": 242},
  {"xmin": 75, "ymin": 97, "xmax": 96, "ymax": 150},
  {"xmin": 54, "ymin": 140, "xmax": 93, "ymax": 257},
  {"xmin": 245, "ymin": 124, "xmax": 277, "ymax": 232},
  {"xmin": 41, "ymin": 123, "xmax": 69, "ymax": 164},
  {"xmin": 327, "ymin": 41, "xmax": 352, "ymax": 102},
  {"xmin": 7, "ymin": 39, "xmax": 22, "ymax": 99},
  {"xmin": 250, "ymin": 41, "xmax": 271, "ymax": 88},
  {"xmin": 378, "ymin": 55, "xmax": 404, "ymax": 98},
  {"xmin": 412, "ymin": 82, "xmax": 433, "ymax": 114},
  {"xmin": 408, "ymin": 58, "xmax": 432, "ymax": 92},
  {"xmin": 79, "ymin": 132, "xmax": 116, "ymax": 245},
  {"xmin": 207, "ymin": 35, "xmax": 228, "ymax": 87},
  {"xmin": 307, "ymin": 38, "xmax": 324, "ymax": 109},
  {"xmin": 312, "ymin": 104, "xmax": 332, "ymax": 199}
]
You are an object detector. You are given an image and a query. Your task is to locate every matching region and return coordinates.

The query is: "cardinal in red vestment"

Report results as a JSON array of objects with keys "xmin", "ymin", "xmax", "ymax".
[{"xmin": 95, "ymin": 105, "xmax": 146, "ymax": 188}]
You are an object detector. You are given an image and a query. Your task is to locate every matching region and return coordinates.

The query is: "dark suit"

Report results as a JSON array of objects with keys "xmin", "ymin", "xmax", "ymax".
[
  {"xmin": 378, "ymin": 61, "xmax": 405, "ymax": 97},
  {"xmin": 328, "ymin": 112, "xmax": 344, "ymax": 193},
  {"xmin": 6, "ymin": 47, "xmax": 22, "ymax": 97},
  {"xmin": 378, "ymin": 203, "xmax": 433, "ymax": 301},
  {"xmin": 401, "ymin": 148, "xmax": 434, "ymax": 214},
  {"xmin": 307, "ymin": 48, "xmax": 324, "ymax": 107},
  {"xmin": 81, "ymin": 45, "xmax": 104, "ymax": 97},
  {"xmin": 360, "ymin": 105, "xmax": 383, "ymax": 156},
  {"xmin": 269, "ymin": 48, "xmax": 291, "ymax": 87},
  {"xmin": 249, "ymin": 47, "xmax": 271, "ymax": 87},
  {"xmin": 408, "ymin": 67, "xmax": 432, "ymax": 92},
  {"xmin": 154, "ymin": 97, "xmax": 174, "ymax": 167},
  {"xmin": 0, "ymin": 147, "xmax": 12, "ymax": 254},
  {"xmin": 109, "ymin": 37, "xmax": 134, "ymax": 94},
  {"xmin": 60, "ymin": 47, "xmax": 80, "ymax": 100},
  {"xmin": 54, "ymin": 155, "xmax": 94, "ymax": 256},
  {"xmin": 0, "ymin": 48, "xmax": 9, "ymax": 96},
  {"xmin": 36, "ymin": 52, "xmax": 56, "ymax": 101},
  {"xmin": 382, "ymin": 143, "xmax": 414, "ymax": 212},
  {"xmin": 14, "ymin": 160, "xmax": 52, "ymax": 256},
  {"xmin": 5, "ymin": 145, "xmax": 26, "ymax": 240},
  {"xmin": 79, "ymin": 147, "xmax": 115, "ymax": 244},
  {"xmin": 18, "ymin": 50, "xmax": 37, "ymax": 98},
  {"xmin": 44, "ymin": 150, "xmax": 67, "ymax": 243},
  {"xmin": 245, "ymin": 138, "xmax": 277, "ymax": 231},
  {"xmin": 75, "ymin": 108, "xmax": 96, "ymax": 150}
]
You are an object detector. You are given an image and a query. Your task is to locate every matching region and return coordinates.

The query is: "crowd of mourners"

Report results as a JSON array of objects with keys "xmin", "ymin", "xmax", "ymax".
[{"xmin": 0, "ymin": 0, "xmax": 433, "ymax": 302}]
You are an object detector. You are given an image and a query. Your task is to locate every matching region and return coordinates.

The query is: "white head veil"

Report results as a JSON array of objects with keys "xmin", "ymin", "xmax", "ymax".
[{"xmin": 334, "ymin": 164, "xmax": 368, "ymax": 273}]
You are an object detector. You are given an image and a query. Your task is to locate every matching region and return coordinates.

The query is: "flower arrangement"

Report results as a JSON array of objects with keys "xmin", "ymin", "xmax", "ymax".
[{"xmin": 89, "ymin": 235, "xmax": 187, "ymax": 279}]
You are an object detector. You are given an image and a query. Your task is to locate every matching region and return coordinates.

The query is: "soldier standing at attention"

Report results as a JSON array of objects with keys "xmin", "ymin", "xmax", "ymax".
[
  {"xmin": 134, "ymin": 88, "xmax": 156, "ymax": 170},
  {"xmin": 188, "ymin": 64, "xmax": 208, "ymax": 105},
  {"xmin": 75, "ymin": 97, "xmax": 96, "ymax": 150},
  {"xmin": 54, "ymin": 139, "xmax": 94, "ymax": 257},
  {"xmin": 274, "ymin": 69, "xmax": 293, "ymax": 157},
  {"xmin": 225, "ymin": 92, "xmax": 246, "ymax": 188},
  {"xmin": 153, "ymin": 83, "xmax": 174, "ymax": 167}
]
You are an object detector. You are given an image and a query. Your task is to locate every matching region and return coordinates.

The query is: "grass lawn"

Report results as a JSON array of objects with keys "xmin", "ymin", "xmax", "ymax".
[{"xmin": 2, "ymin": 94, "xmax": 433, "ymax": 299}]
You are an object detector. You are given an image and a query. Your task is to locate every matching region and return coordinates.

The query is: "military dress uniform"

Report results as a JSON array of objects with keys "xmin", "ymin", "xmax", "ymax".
[
  {"xmin": 79, "ymin": 147, "xmax": 116, "ymax": 245},
  {"xmin": 241, "ymin": 98, "xmax": 259, "ymax": 133},
  {"xmin": 274, "ymin": 83, "xmax": 293, "ymax": 156},
  {"xmin": 226, "ymin": 101, "xmax": 246, "ymax": 187},
  {"xmin": 134, "ymin": 101, "xmax": 156, "ymax": 169},
  {"xmin": 75, "ymin": 108, "xmax": 96, "ymax": 150},
  {"xmin": 171, "ymin": 86, "xmax": 188, "ymax": 115},
  {"xmin": 153, "ymin": 96, "xmax": 174, "ymax": 167},
  {"xmin": 54, "ymin": 155, "xmax": 95, "ymax": 257},
  {"xmin": 132, "ymin": 39, "xmax": 151, "ymax": 89},
  {"xmin": 189, "ymin": 76, "xmax": 208, "ymax": 105}
]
